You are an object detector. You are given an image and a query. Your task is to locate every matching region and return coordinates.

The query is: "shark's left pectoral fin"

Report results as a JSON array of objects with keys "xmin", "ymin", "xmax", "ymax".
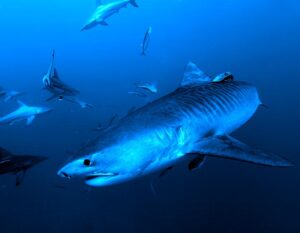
[
  {"xmin": 15, "ymin": 170, "xmax": 26, "ymax": 186},
  {"xmin": 27, "ymin": 116, "xmax": 35, "ymax": 125},
  {"xmin": 191, "ymin": 135, "xmax": 293, "ymax": 167}
]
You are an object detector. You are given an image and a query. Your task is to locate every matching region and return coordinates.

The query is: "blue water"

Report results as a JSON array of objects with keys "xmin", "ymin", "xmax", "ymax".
[{"xmin": 0, "ymin": 0, "xmax": 299, "ymax": 232}]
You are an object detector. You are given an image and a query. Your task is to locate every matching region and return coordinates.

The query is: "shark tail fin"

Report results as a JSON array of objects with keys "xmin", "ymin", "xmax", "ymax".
[{"xmin": 129, "ymin": 0, "xmax": 138, "ymax": 7}]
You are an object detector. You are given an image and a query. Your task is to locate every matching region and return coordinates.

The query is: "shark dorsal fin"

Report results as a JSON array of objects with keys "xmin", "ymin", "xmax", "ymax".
[
  {"xmin": 181, "ymin": 62, "xmax": 211, "ymax": 86},
  {"xmin": 17, "ymin": 100, "xmax": 27, "ymax": 107}
]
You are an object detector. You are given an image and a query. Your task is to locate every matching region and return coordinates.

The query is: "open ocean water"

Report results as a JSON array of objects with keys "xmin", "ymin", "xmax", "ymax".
[{"xmin": 0, "ymin": 0, "xmax": 299, "ymax": 232}]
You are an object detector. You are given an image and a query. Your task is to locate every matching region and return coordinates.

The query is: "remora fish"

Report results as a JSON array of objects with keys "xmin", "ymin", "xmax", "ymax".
[
  {"xmin": 0, "ymin": 147, "xmax": 47, "ymax": 186},
  {"xmin": 0, "ymin": 101, "xmax": 52, "ymax": 125},
  {"xmin": 58, "ymin": 62, "xmax": 293, "ymax": 187},
  {"xmin": 43, "ymin": 50, "xmax": 80, "ymax": 101},
  {"xmin": 141, "ymin": 26, "xmax": 152, "ymax": 55},
  {"xmin": 81, "ymin": 0, "xmax": 138, "ymax": 31}
]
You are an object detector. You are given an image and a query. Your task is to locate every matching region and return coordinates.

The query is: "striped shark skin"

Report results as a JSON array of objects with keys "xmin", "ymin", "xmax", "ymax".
[{"xmin": 58, "ymin": 62, "xmax": 293, "ymax": 187}]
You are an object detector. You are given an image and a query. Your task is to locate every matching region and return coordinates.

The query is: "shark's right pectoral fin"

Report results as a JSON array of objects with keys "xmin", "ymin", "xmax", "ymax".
[
  {"xmin": 27, "ymin": 116, "xmax": 35, "ymax": 125},
  {"xmin": 15, "ymin": 170, "xmax": 26, "ymax": 186},
  {"xmin": 99, "ymin": 21, "xmax": 108, "ymax": 26},
  {"xmin": 191, "ymin": 135, "xmax": 293, "ymax": 167}
]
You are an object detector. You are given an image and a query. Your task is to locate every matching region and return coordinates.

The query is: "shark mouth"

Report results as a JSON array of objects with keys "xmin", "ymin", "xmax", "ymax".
[{"xmin": 85, "ymin": 172, "xmax": 118, "ymax": 181}]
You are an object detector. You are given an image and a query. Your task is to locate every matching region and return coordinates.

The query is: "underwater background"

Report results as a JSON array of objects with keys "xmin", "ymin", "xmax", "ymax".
[{"xmin": 0, "ymin": 0, "xmax": 299, "ymax": 232}]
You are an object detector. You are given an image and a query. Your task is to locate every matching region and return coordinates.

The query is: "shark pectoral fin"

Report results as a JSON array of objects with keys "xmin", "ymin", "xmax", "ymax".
[
  {"xmin": 192, "ymin": 135, "xmax": 293, "ymax": 167},
  {"xmin": 99, "ymin": 21, "xmax": 108, "ymax": 26},
  {"xmin": 15, "ymin": 170, "xmax": 26, "ymax": 186},
  {"xmin": 27, "ymin": 116, "xmax": 35, "ymax": 125}
]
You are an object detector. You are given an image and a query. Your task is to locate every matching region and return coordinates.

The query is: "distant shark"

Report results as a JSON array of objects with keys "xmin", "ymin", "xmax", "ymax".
[
  {"xmin": 42, "ymin": 50, "xmax": 92, "ymax": 108},
  {"xmin": 43, "ymin": 50, "xmax": 80, "ymax": 101},
  {"xmin": 0, "ymin": 101, "xmax": 52, "ymax": 126},
  {"xmin": 0, "ymin": 147, "xmax": 46, "ymax": 186},
  {"xmin": 81, "ymin": 0, "xmax": 138, "ymax": 31},
  {"xmin": 58, "ymin": 62, "xmax": 293, "ymax": 187},
  {"xmin": 0, "ymin": 87, "xmax": 23, "ymax": 102}
]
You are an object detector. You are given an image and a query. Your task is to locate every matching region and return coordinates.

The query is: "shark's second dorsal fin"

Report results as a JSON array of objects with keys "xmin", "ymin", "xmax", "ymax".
[
  {"xmin": 181, "ymin": 62, "xmax": 211, "ymax": 86},
  {"xmin": 17, "ymin": 100, "xmax": 27, "ymax": 107}
]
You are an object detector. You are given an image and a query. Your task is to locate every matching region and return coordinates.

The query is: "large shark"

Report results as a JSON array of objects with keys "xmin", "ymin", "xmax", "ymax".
[
  {"xmin": 43, "ymin": 50, "xmax": 80, "ymax": 102},
  {"xmin": 0, "ymin": 147, "xmax": 46, "ymax": 186},
  {"xmin": 81, "ymin": 0, "xmax": 138, "ymax": 31},
  {"xmin": 58, "ymin": 62, "xmax": 293, "ymax": 187},
  {"xmin": 0, "ymin": 101, "xmax": 52, "ymax": 125}
]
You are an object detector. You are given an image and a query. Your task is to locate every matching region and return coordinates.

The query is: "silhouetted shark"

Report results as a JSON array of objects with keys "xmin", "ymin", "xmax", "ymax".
[
  {"xmin": 58, "ymin": 62, "xmax": 292, "ymax": 187},
  {"xmin": 0, "ymin": 147, "xmax": 47, "ymax": 186}
]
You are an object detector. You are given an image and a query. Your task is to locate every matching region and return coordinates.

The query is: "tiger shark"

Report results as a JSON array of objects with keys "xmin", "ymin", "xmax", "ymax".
[
  {"xmin": 81, "ymin": 0, "xmax": 138, "ymax": 31},
  {"xmin": 0, "ymin": 101, "xmax": 52, "ymax": 125},
  {"xmin": 0, "ymin": 147, "xmax": 47, "ymax": 186},
  {"xmin": 58, "ymin": 62, "xmax": 293, "ymax": 187}
]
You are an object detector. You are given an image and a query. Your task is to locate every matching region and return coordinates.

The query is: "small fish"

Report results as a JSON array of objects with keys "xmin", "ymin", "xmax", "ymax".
[{"xmin": 141, "ymin": 26, "xmax": 152, "ymax": 56}]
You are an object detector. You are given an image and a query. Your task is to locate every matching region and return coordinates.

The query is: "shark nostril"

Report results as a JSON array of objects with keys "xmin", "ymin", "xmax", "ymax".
[{"xmin": 61, "ymin": 172, "xmax": 71, "ymax": 179}]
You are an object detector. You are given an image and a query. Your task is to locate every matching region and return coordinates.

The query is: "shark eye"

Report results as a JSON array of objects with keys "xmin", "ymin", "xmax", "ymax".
[{"xmin": 83, "ymin": 159, "xmax": 91, "ymax": 166}]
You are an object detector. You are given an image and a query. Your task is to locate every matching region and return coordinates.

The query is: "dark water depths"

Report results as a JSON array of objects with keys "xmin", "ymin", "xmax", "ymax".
[{"xmin": 0, "ymin": 0, "xmax": 299, "ymax": 232}]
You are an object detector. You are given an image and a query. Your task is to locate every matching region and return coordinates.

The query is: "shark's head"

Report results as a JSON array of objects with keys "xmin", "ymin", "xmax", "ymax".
[
  {"xmin": 58, "ymin": 150, "xmax": 135, "ymax": 187},
  {"xmin": 57, "ymin": 134, "xmax": 156, "ymax": 187}
]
